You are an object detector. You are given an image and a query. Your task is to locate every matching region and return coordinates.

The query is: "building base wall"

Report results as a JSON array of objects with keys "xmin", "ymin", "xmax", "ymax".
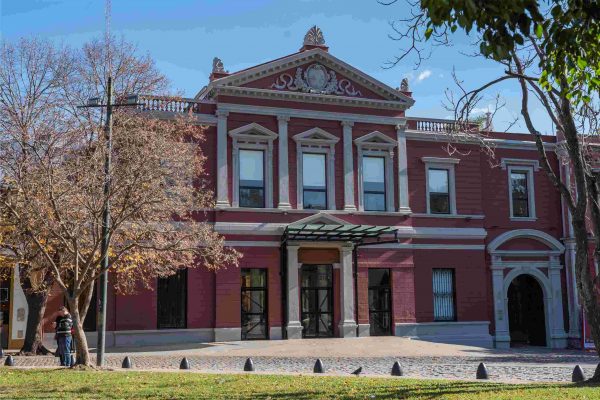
[{"xmin": 395, "ymin": 321, "xmax": 493, "ymax": 348}]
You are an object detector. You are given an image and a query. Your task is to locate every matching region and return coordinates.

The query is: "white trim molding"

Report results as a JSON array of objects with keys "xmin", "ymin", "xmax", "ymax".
[
  {"xmin": 229, "ymin": 123, "xmax": 278, "ymax": 208},
  {"xmin": 293, "ymin": 127, "xmax": 339, "ymax": 210},
  {"xmin": 505, "ymin": 164, "xmax": 537, "ymax": 221},
  {"xmin": 355, "ymin": 131, "xmax": 397, "ymax": 212},
  {"xmin": 487, "ymin": 229, "xmax": 565, "ymax": 253},
  {"xmin": 341, "ymin": 121, "xmax": 357, "ymax": 211},
  {"xmin": 422, "ymin": 157, "xmax": 460, "ymax": 215},
  {"xmin": 277, "ymin": 115, "xmax": 292, "ymax": 209},
  {"xmin": 488, "ymin": 229, "xmax": 566, "ymax": 349},
  {"xmin": 501, "ymin": 158, "xmax": 540, "ymax": 171},
  {"xmin": 216, "ymin": 111, "xmax": 230, "ymax": 207}
]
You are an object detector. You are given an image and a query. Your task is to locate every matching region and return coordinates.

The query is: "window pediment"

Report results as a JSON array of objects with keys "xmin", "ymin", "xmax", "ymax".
[
  {"xmin": 354, "ymin": 131, "xmax": 397, "ymax": 149},
  {"xmin": 229, "ymin": 123, "xmax": 278, "ymax": 143},
  {"xmin": 293, "ymin": 127, "xmax": 339, "ymax": 146}
]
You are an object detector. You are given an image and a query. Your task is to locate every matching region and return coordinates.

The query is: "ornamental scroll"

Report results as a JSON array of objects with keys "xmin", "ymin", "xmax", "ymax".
[{"xmin": 271, "ymin": 63, "xmax": 362, "ymax": 97}]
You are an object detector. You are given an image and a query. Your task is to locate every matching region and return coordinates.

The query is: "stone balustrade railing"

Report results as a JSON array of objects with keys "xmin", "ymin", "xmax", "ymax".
[{"xmin": 138, "ymin": 95, "xmax": 202, "ymax": 114}]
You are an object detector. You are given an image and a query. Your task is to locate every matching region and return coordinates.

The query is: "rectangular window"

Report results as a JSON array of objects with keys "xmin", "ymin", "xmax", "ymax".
[
  {"xmin": 303, "ymin": 153, "xmax": 327, "ymax": 210},
  {"xmin": 363, "ymin": 156, "xmax": 386, "ymax": 211},
  {"xmin": 510, "ymin": 170, "xmax": 529, "ymax": 218},
  {"xmin": 157, "ymin": 269, "xmax": 187, "ymax": 329},
  {"xmin": 428, "ymin": 168, "xmax": 450, "ymax": 214},
  {"xmin": 432, "ymin": 268, "xmax": 456, "ymax": 321},
  {"xmin": 239, "ymin": 149, "xmax": 265, "ymax": 208},
  {"xmin": 241, "ymin": 269, "xmax": 268, "ymax": 340}
]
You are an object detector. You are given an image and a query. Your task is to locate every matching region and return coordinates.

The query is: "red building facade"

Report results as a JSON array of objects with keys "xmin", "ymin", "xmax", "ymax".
[{"xmin": 5, "ymin": 27, "xmax": 583, "ymax": 350}]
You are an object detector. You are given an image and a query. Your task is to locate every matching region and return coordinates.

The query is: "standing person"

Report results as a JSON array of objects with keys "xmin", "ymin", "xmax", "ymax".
[{"xmin": 53, "ymin": 306, "xmax": 73, "ymax": 367}]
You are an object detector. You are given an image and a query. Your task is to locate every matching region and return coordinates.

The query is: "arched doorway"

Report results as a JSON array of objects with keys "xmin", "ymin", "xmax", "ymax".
[{"xmin": 507, "ymin": 274, "xmax": 547, "ymax": 347}]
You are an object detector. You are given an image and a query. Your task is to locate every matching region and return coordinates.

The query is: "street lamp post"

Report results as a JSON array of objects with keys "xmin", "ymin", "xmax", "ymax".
[{"xmin": 80, "ymin": 76, "xmax": 140, "ymax": 367}]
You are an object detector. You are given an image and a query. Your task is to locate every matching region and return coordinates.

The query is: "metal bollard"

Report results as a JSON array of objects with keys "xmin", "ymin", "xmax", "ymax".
[
  {"xmin": 476, "ymin": 363, "xmax": 489, "ymax": 380},
  {"xmin": 4, "ymin": 355, "xmax": 14, "ymax": 367},
  {"xmin": 180, "ymin": 357, "xmax": 191, "ymax": 370},
  {"xmin": 122, "ymin": 356, "xmax": 132, "ymax": 369},
  {"xmin": 391, "ymin": 361, "xmax": 403, "ymax": 376},
  {"xmin": 572, "ymin": 365, "xmax": 586, "ymax": 383},
  {"xmin": 244, "ymin": 357, "xmax": 254, "ymax": 372},
  {"xmin": 313, "ymin": 358, "xmax": 325, "ymax": 373}
]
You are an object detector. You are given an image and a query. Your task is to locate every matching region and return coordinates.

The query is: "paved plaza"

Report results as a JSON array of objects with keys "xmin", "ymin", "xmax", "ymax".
[{"xmin": 4, "ymin": 338, "xmax": 598, "ymax": 383}]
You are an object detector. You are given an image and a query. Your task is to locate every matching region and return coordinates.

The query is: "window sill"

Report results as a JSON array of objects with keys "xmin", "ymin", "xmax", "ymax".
[
  {"xmin": 510, "ymin": 217, "xmax": 538, "ymax": 222},
  {"xmin": 212, "ymin": 207, "xmax": 412, "ymax": 216},
  {"xmin": 413, "ymin": 213, "xmax": 485, "ymax": 220}
]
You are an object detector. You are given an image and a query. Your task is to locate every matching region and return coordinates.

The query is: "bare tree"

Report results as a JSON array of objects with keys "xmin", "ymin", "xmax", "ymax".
[{"xmin": 0, "ymin": 37, "xmax": 240, "ymax": 366}]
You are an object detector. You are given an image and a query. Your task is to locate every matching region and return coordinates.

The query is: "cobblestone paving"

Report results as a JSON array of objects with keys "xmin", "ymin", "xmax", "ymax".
[{"xmin": 4, "ymin": 354, "xmax": 598, "ymax": 383}]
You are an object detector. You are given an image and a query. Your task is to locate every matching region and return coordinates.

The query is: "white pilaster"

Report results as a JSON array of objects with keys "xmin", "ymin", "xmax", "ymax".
[
  {"xmin": 549, "ymin": 256, "xmax": 568, "ymax": 348},
  {"xmin": 338, "ymin": 245, "xmax": 357, "ymax": 337},
  {"xmin": 396, "ymin": 122, "xmax": 411, "ymax": 213},
  {"xmin": 216, "ymin": 111, "xmax": 230, "ymax": 207},
  {"xmin": 491, "ymin": 257, "xmax": 510, "ymax": 349},
  {"xmin": 277, "ymin": 115, "xmax": 291, "ymax": 209},
  {"xmin": 286, "ymin": 245, "xmax": 303, "ymax": 339},
  {"xmin": 341, "ymin": 121, "xmax": 356, "ymax": 211}
]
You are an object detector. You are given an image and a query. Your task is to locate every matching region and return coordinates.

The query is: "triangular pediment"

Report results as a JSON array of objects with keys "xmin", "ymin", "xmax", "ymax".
[
  {"xmin": 354, "ymin": 131, "xmax": 397, "ymax": 148},
  {"xmin": 293, "ymin": 127, "xmax": 339, "ymax": 144},
  {"xmin": 291, "ymin": 212, "xmax": 349, "ymax": 226},
  {"xmin": 229, "ymin": 123, "xmax": 278, "ymax": 140},
  {"xmin": 197, "ymin": 48, "xmax": 414, "ymax": 107}
]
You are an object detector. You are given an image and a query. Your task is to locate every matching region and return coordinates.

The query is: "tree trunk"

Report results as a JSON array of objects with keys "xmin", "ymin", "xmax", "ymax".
[
  {"xmin": 18, "ymin": 268, "xmax": 54, "ymax": 356},
  {"xmin": 67, "ymin": 297, "xmax": 91, "ymax": 367}
]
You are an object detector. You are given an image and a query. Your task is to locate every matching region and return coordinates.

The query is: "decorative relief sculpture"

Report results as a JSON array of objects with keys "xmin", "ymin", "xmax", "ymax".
[
  {"xmin": 212, "ymin": 57, "xmax": 226, "ymax": 73},
  {"xmin": 271, "ymin": 63, "xmax": 362, "ymax": 97},
  {"xmin": 303, "ymin": 25, "xmax": 326, "ymax": 46}
]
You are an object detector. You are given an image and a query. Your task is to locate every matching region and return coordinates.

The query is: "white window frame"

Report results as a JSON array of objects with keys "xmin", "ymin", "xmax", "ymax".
[
  {"xmin": 422, "ymin": 157, "xmax": 459, "ymax": 215},
  {"xmin": 293, "ymin": 127, "xmax": 338, "ymax": 210},
  {"xmin": 507, "ymin": 165, "xmax": 537, "ymax": 221},
  {"xmin": 355, "ymin": 131, "xmax": 396, "ymax": 212},
  {"xmin": 229, "ymin": 123, "xmax": 278, "ymax": 208}
]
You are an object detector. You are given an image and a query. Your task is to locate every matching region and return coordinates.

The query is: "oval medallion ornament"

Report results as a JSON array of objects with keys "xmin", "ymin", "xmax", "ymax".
[{"xmin": 305, "ymin": 64, "xmax": 329, "ymax": 92}]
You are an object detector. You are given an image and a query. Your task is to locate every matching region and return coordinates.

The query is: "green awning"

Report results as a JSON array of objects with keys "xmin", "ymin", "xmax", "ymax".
[{"xmin": 282, "ymin": 223, "xmax": 397, "ymax": 244}]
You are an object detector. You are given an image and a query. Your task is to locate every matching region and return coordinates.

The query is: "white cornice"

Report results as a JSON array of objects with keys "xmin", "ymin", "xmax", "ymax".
[
  {"xmin": 214, "ymin": 85, "xmax": 409, "ymax": 111},
  {"xmin": 214, "ymin": 221, "xmax": 487, "ymax": 239},
  {"xmin": 223, "ymin": 240, "xmax": 485, "ymax": 250},
  {"xmin": 217, "ymin": 103, "xmax": 405, "ymax": 126}
]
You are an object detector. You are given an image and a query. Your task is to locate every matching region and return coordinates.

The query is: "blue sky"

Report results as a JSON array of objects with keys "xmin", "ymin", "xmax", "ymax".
[{"xmin": 0, "ymin": 0, "xmax": 552, "ymax": 133}]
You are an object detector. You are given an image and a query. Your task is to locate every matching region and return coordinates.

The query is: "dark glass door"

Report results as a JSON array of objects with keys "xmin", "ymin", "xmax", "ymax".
[
  {"xmin": 241, "ymin": 269, "xmax": 268, "ymax": 340},
  {"xmin": 301, "ymin": 264, "xmax": 333, "ymax": 338},
  {"xmin": 368, "ymin": 269, "xmax": 392, "ymax": 336},
  {"xmin": 157, "ymin": 269, "xmax": 187, "ymax": 329}
]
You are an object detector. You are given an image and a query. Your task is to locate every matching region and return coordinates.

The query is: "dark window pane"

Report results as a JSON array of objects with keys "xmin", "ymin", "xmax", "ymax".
[
  {"xmin": 432, "ymin": 269, "xmax": 455, "ymax": 321},
  {"xmin": 364, "ymin": 193, "xmax": 386, "ymax": 211},
  {"xmin": 303, "ymin": 189, "xmax": 327, "ymax": 210},
  {"xmin": 430, "ymin": 193, "xmax": 450, "ymax": 214},
  {"xmin": 511, "ymin": 171, "xmax": 529, "ymax": 217},
  {"xmin": 240, "ymin": 187, "xmax": 265, "ymax": 208}
]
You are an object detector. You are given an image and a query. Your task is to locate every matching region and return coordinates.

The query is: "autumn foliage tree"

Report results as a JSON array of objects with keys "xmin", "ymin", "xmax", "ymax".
[{"xmin": 0, "ymin": 37, "xmax": 239, "ymax": 365}]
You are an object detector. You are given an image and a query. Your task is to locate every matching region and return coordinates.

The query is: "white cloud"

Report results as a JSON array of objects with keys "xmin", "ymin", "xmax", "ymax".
[{"xmin": 417, "ymin": 69, "xmax": 432, "ymax": 82}]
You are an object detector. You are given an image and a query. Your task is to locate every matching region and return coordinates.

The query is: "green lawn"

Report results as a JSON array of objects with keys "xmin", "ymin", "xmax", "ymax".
[{"xmin": 0, "ymin": 369, "xmax": 598, "ymax": 399}]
